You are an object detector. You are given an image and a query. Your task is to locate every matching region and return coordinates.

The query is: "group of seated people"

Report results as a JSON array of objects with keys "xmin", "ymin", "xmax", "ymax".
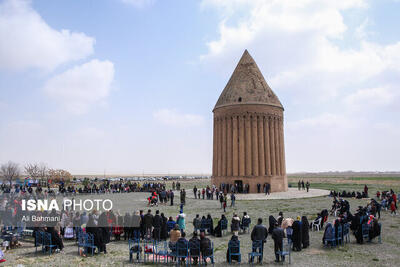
[
  {"xmin": 330, "ymin": 197, "xmax": 350, "ymax": 216},
  {"xmin": 329, "ymin": 190, "xmax": 368, "ymax": 199},
  {"xmin": 191, "ymin": 212, "xmax": 252, "ymax": 238},
  {"xmin": 166, "ymin": 226, "xmax": 213, "ymax": 264},
  {"xmin": 322, "ymin": 203, "xmax": 381, "ymax": 246}
]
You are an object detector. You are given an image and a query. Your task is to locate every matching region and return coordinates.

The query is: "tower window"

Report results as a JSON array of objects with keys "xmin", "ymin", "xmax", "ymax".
[{"xmin": 238, "ymin": 97, "xmax": 242, "ymax": 102}]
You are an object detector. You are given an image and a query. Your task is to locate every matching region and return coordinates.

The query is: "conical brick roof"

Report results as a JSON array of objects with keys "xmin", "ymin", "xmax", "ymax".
[{"xmin": 214, "ymin": 50, "xmax": 283, "ymax": 110}]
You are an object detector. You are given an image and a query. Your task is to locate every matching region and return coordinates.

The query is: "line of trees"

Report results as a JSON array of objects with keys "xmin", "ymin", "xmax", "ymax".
[{"xmin": 0, "ymin": 161, "xmax": 72, "ymax": 186}]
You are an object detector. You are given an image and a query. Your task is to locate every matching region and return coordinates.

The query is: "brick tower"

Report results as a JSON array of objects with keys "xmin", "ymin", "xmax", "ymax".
[{"xmin": 212, "ymin": 50, "xmax": 287, "ymax": 193}]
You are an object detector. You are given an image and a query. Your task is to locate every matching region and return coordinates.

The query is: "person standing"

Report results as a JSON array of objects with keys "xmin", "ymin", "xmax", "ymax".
[
  {"xmin": 230, "ymin": 192, "xmax": 236, "ymax": 207},
  {"xmin": 301, "ymin": 180, "xmax": 305, "ymax": 190},
  {"xmin": 170, "ymin": 190, "xmax": 174, "ymax": 206},
  {"xmin": 152, "ymin": 210, "xmax": 162, "ymax": 241},
  {"xmin": 272, "ymin": 223, "xmax": 285, "ymax": 263},
  {"xmin": 298, "ymin": 181, "xmax": 301, "ymax": 191},
  {"xmin": 193, "ymin": 186, "xmax": 198, "ymax": 199},
  {"xmin": 143, "ymin": 210, "xmax": 153, "ymax": 240},
  {"xmin": 306, "ymin": 181, "xmax": 310, "ymax": 192},
  {"xmin": 250, "ymin": 218, "xmax": 268, "ymax": 263}
]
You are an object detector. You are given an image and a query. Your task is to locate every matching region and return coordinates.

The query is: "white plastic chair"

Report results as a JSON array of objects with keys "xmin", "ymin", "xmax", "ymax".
[{"xmin": 312, "ymin": 217, "xmax": 322, "ymax": 231}]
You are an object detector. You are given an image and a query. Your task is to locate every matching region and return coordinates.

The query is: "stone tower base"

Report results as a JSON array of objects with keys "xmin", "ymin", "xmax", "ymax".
[{"xmin": 212, "ymin": 175, "xmax": 288, "ymax": 193}]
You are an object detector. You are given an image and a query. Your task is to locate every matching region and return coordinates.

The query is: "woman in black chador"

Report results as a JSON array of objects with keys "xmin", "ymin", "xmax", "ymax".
[
  {"xmin": 86, "ymin": 215, "xmax": 105, "ymax": 254},
  {"xmin": 160, "ymin": 213, "xmax": 168, "ymax": 240},
  {"xmin": 291, "ymin": 217, "xmax": 302, "ymax": 251},
  {"xmin": 268, "ymin": 215, "xmax": 277, "ymax": 234},
  {"xmin": 98, "ymin": 212, "xmax": 110, "ymax": 252},
  {"xmin": 301, "ymin": 216, "xmax": 310, "ymax": 249}
]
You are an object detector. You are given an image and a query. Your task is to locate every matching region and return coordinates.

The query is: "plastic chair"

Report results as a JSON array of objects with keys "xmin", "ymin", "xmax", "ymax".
[
  {"xmin": 277, "ymin": 239, "xmax": 291, "ymax": 264},
  {"xmin": 248, "ymin": 240, "xmax": 263, "ymax": 265},
  {"xmin": 35, "ymin": 231, "xmax": 44, "ymax": 253},
  {"xmin": 378, "ymin": 223, "xmax": 382, "ymax": 244},
  {"xmin": 43, "ymin": 232, "xmax": 57, "ymax": 255},
  {"xmin": 311, "ymin": 218, "xmax": 322, "ymax": 231},
  {"xmin": 336, "ymin": 225, "xmax": 343, "ymax": 246},
  {"xmin": 323, "ymin": 229, "xmax": 336, "ymax": 248},
  {"xmin": 129, "ymin": 239, "xmax": 141, "ymax": 263},
  {"xmin": 84, "ymin": 233, "xmax": 97, "ymax": 256},
  {"xmin": 201, "ymin": 241, "xmax": 214, "ymax": 266},
  {"xmin": 77, "ymin": 231, "xmax": 85, "ymax": 254},
  {"xmin": 343, "ymin": 223, "xmax": 350, "ymax": 243},
  {"xmin": 362, "ymin": 224, "xmax": 370, "ymax": 242},
  {"xmin": 221, "ymin": 220, "xmax": 228, "ymax": 236},
  {"xmin": 155, "ymin": 241, "xmax": 173, "ymax": 263},
  {"xmin": 228, "ymin": 239, "xmax": 241, "ymax": 264},
  {"xmin": 176, "ymin": 240, "xmax": 189, "ymax": 266},
  {"xmin": 143, "ymin": 240, "xmax": 156, "ymax": 263},
  {"xmin": 188, "ymin": 239, "xmax": 201, "ymax": 265}
]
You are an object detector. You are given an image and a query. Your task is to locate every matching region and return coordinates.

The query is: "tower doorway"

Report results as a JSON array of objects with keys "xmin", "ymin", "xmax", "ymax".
[{"xmin": 234, "ymin": 180, "xmax": 243, "ymax": 193}]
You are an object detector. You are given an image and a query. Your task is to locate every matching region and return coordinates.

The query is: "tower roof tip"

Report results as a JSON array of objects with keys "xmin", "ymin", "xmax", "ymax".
[{"xmin": 214, "ymin": 50, "xmax": 283, "ymax": 110}]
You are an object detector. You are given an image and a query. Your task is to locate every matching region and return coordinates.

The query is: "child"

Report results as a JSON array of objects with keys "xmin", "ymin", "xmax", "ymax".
[
  {"xmin": 391, "ymin": 201, "xmax": 397, "ymax": 215},
  {"xmin": 64, "ymin": 222, "xmax": 74, "ymax": 239},
  {"xmin": 0, "ymin": 248, "xmax": 5, "ymax": 263}
]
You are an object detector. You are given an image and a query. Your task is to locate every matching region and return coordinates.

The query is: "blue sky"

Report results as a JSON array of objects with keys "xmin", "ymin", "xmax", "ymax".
[{"xmin": 0, "ymin": 0, "xmax": 399, "ymax": 174}]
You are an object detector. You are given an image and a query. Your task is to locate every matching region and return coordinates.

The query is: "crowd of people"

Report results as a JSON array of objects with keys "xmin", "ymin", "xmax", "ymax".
[{"xmin": 0, "ymin": 180, "xmax": 398, "ymax": 264}]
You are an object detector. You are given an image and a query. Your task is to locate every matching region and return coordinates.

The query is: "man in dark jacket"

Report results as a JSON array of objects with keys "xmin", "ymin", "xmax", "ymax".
[
  {"xmin": 152, "ymin": 210, "xmax": 162, "ymax": 241},
  {"xmin": 143, "ymin": 209, "xmax": 153, "ymax": 240},
  {"xmin": 170, "ymin": 190, "xmax": 174, "ymax": 206},
  {"xmin": 272, "ymin": 223, "xmax": 285, "ymax": 262},
  {"xmin": 250, "ymin": 218, "xmax": 268, "ymax": 263}
]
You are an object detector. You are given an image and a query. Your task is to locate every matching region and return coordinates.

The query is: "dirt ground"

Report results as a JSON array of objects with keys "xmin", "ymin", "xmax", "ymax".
[{"xmin": 2, "ymin": 178, "xmax": 399, "ymax": 266}]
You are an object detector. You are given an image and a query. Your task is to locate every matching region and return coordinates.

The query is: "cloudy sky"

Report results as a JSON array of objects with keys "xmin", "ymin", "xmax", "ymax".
[{"xmin": 0, "ymin": 0, "xmax": 399, "ymax": 174}]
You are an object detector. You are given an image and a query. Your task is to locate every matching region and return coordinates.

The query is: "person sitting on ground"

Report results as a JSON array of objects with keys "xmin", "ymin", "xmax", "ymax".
[
  {"xmin": 193, "ymin": 214, "xmax": 201, "ymax": 232},
  {"xmin": 226, "ymin": 234, "xmax": 240, "ymax": 263},
  {"xmin": 250, "ymin": 218, "xmax": 268, "ymax": 263},
  {"xmin": 189, "ymin": 232, "xmax": 201, "ymax": 265},
  {"xmin": 272, "ymin": 223, "xmax": 285, "ymax": 263},
  {"xmin": 200, "ymin": 231, "xmax": 212, "ymax": 264}
]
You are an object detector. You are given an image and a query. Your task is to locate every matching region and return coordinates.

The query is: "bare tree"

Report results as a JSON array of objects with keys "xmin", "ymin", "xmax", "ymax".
[
  {"xmin": 38, "ymin": 163, "xmax": 48, "ymax": 180},
  {"xmin": 48, "ymin": 169, "xmax": 72, "ymax": 184},
  {"xmin": 0, "ymin": 161, "xmax": 20, "ymax": 186},
  {"xmin": 25, "ymin": 163, "xmax": 40, "ymax": 180}
]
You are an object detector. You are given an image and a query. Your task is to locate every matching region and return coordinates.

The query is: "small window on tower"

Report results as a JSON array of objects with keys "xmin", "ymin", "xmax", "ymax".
[{"xmin": 238, "ymin": 97, "xmax": 242, "ymax": 102}]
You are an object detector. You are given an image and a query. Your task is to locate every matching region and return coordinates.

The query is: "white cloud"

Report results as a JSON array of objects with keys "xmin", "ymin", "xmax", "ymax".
[
  {"xmin": 0, "ymin": 0, "xmax": 95, "ymax": 71},
  {"xmin": 153, "ymin": 109, "xmax": 205, "ymax": 127},
  {"xmin": 202, "ymin": 0, "xmax": 400, "ymax": 172},
  {"xmin": 43, "ymin": 60, "xmax": 115, "ymax": 114},
  {"xmin": 344, "ymin": 87, "xmax": 394, "ymax": 107},
  {"xmin": 120, "ymin": 0, "xmax": 155, "ymax": 8}
]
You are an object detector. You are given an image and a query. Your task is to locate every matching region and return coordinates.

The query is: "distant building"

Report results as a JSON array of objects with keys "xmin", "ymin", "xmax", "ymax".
[{"xmin": 212, "ymin": 50, "xmax": 287, "ymax": 193}]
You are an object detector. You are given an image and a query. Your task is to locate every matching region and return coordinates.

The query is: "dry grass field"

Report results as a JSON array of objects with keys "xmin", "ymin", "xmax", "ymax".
[{"xmin": 2, "ymin": 176, "xmax": 400, "ymax": 266}]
